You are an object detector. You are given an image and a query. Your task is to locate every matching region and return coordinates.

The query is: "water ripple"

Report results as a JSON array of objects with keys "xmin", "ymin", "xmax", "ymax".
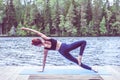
[{"xmin": 0, "ymin": 37, "xmax": 120, "ymax": 66}]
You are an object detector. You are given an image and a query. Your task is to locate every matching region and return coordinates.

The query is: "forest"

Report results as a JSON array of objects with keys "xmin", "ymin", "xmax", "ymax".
[{"xmin": 0, "ymin": 0, "xmax": 120, "ymax": 37}]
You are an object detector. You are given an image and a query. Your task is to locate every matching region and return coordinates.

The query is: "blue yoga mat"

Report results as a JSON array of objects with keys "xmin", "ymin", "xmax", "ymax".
[{"xmin": 20, "ymin": 68, "xmax": 110, "ymax": 75}]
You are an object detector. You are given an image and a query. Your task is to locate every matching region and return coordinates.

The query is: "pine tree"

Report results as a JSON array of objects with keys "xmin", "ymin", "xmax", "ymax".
[
  {"xmin": 64, "ymin": 0, "xmax": 77, "ymax": 36},
  {"xmin": 86, "ymin": 0, "xmax": 92, "ymax": 25},
  {"xmin": 100, "ymin": 16, "xmax": 107, "ymax": 35},
  {"xmin": 32, "ymin": 3, "xmax": 44, "ymax": 31},
  {"xmin": 44, "ymin": 0, "xmax": 53, "ymax": 35},
  {"xmin": 54, "ymin": 0, "xmax": 60, "ymax": 36},
  {"xmin": 4, "ymin": 0, "xmax": 17, "ymax": 34},
  {"xmin": 92, "ymin": 0, "xmax": 103, "ymax": 36},
  {"xmin": 71, "ymin": 0, "xmax": 81, "ymax": 36},
  {"xmin": 80, "ymin": 0, "xmax": 88, "ymax": 36}
]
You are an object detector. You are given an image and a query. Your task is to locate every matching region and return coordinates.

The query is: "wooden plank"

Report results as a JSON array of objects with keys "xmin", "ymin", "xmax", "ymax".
[
  {"xmin": 0, "ymin": 66, "xmax": 29, "ymax": 80},
  {"xmin": 16, "ymin": 75, "xmax": 29, "ymax": 80},
  {"xmin": 107, "ymin": 66, "xmax": 120, "ymax": 80},
  {"xmin": 7, "ymin": 67, "xmax": 19, "ymax": 80},
  {"xmin": 111, "ymin": 66, "xmax": 120, "ymax": 72},
  {"xmin": 0, "ymin": 67, "xmax": 7, "ymax": 75},
  {"xmin": 7, "ymin": 67, "xmax": 23, "ymax": 80},
  {"xmin": 99, "ymin": 66, "xmax": 120, "ymax": 80},
  {"xmin": 0, "ymin": 67, "xmax": 17, "ymax": 80},
  {"xmin": 29, "ymin": 75, "xmax": 103, "ymax": 80},
  {"xmin": 15, "ymin": 66, "xmax": 29, "ymax": 80},
  {"xmin": 0, "ymin": 66, "xmax": 120, "ymax": 80}
]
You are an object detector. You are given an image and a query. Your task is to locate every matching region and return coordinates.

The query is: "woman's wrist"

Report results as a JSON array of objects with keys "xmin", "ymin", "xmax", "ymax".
[{"xmin": 21, "ymin": 27, "xmax": 28, "ymax": 30}]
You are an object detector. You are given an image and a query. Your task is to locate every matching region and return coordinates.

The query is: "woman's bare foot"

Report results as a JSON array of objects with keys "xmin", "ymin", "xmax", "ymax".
[{"xmin": 92, "ymin": 67, "xmax": 98, "ymax": 73}]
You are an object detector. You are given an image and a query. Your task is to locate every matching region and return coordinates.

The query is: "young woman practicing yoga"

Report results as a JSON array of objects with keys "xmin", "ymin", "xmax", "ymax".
[{"xmin": 21, "ymin": 27, "xmax": 97, "ymax": 72}]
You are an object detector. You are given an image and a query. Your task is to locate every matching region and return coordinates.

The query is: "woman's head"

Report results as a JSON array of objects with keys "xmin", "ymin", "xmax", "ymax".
[{"xmin": 32, "ymin": 38, "xmax": 42, "ymax": 46}]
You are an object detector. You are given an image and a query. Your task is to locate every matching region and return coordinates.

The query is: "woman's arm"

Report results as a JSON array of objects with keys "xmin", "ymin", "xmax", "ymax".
[
  {"xmin": 42, "ymin": 49, "xmax": 48, "ymax": 72},
  {"xmin": 21, "ymin": 27, "xmax": 50, "ymax": 40}
]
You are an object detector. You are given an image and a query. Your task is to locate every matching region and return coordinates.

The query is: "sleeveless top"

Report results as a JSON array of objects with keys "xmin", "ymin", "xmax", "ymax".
[{"xmin": 44, "ymin": 38, "xmax": 57, "ymax": 50}]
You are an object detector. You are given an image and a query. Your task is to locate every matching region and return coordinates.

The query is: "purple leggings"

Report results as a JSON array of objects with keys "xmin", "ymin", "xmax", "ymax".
[{"xmin": 58, "ymin": 40, "xmax": 92, "ymax": 70}]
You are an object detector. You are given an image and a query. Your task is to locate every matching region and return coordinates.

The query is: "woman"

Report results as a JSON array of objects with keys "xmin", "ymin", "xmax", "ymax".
[{"xmin": 21, "ymin": 27, "xmax": 97, "ymax": 72}]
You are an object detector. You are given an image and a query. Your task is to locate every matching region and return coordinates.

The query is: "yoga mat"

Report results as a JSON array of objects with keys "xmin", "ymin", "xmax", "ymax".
[{"xmin": 20, "ymin": 67, "xmax": 110, "ymax": 75}]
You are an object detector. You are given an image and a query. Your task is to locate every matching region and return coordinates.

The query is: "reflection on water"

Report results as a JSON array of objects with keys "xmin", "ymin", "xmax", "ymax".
[{"xmin": 0, "ymin": 37, "xmax": 120, "ymax": 66}]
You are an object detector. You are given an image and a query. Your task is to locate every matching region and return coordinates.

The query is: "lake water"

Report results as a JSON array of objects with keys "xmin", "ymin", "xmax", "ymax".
[{"xmin": 0, "ymin": 37, "xmax": 120, "ymax": 66}]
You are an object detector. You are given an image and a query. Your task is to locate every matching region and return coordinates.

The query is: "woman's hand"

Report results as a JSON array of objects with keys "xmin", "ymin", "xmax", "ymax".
[
  {"xmin": 77, "ymin": 55, "xmax": 82, "ymax": 65},
  {"xmin": 21, "ymin": 27, "xmax": 50, "ymax": 40}
]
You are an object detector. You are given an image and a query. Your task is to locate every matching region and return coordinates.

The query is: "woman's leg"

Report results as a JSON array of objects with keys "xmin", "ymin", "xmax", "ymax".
[
  {"xmin": 67, "ymin": 40, "xmax": 86, "ymax": 56},
  {"xmin": 60, "ymin": 52, "xmax": 92, "ymax": 70},
  {"xmin": 59, "ymin": 42, "xmax": 92, "ymax": 70}
]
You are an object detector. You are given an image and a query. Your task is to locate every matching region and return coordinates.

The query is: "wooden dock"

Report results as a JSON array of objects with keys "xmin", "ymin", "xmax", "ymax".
[{"xmin": 0, "ymin": 66, "xmax": 119, "ymax": 80}]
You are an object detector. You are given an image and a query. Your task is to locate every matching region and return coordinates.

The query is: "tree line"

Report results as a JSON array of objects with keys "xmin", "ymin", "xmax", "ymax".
[{"xmin": 0, "ymin": 0, "xmax": 120, "ymax": 37}]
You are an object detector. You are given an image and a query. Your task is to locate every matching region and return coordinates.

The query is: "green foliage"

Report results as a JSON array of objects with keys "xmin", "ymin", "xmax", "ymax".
[
  {"xmin": 59, "ymin": 15, "xmax": 65, "ymax": 36},
  {"xmin": 80, "ymin": 27, "xmax": 88, "ymax": 36},
  {"xmin": 16, "ymin": 22, "xmax": 27, "ymax": 36},
  {"xmin": 0, "ymin": 11, "xmax": 4, "ymax": 23},
  {"xmin": 16, "ymin": 22, "xmax": 38, "ymax": 36},
  {"xmin": 112, "ymin": 21, "xmax": 120, "ymax": 35},
  {"xmin": 1, "ymin": 0, "xmax": 120, "ymax": 36},
  {"xmin": 0, "ymin": 0, "xmax": 5, "ymax": 23},
  {"xmin": 100, "ymin": 17, "xmax": 107, "ymax": 35}
]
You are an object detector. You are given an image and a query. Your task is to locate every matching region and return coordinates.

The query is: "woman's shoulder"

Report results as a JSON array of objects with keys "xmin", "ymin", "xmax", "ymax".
[{"xmin": 45, "ymin": 38, "xmax": 58, "ymax": 42}]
